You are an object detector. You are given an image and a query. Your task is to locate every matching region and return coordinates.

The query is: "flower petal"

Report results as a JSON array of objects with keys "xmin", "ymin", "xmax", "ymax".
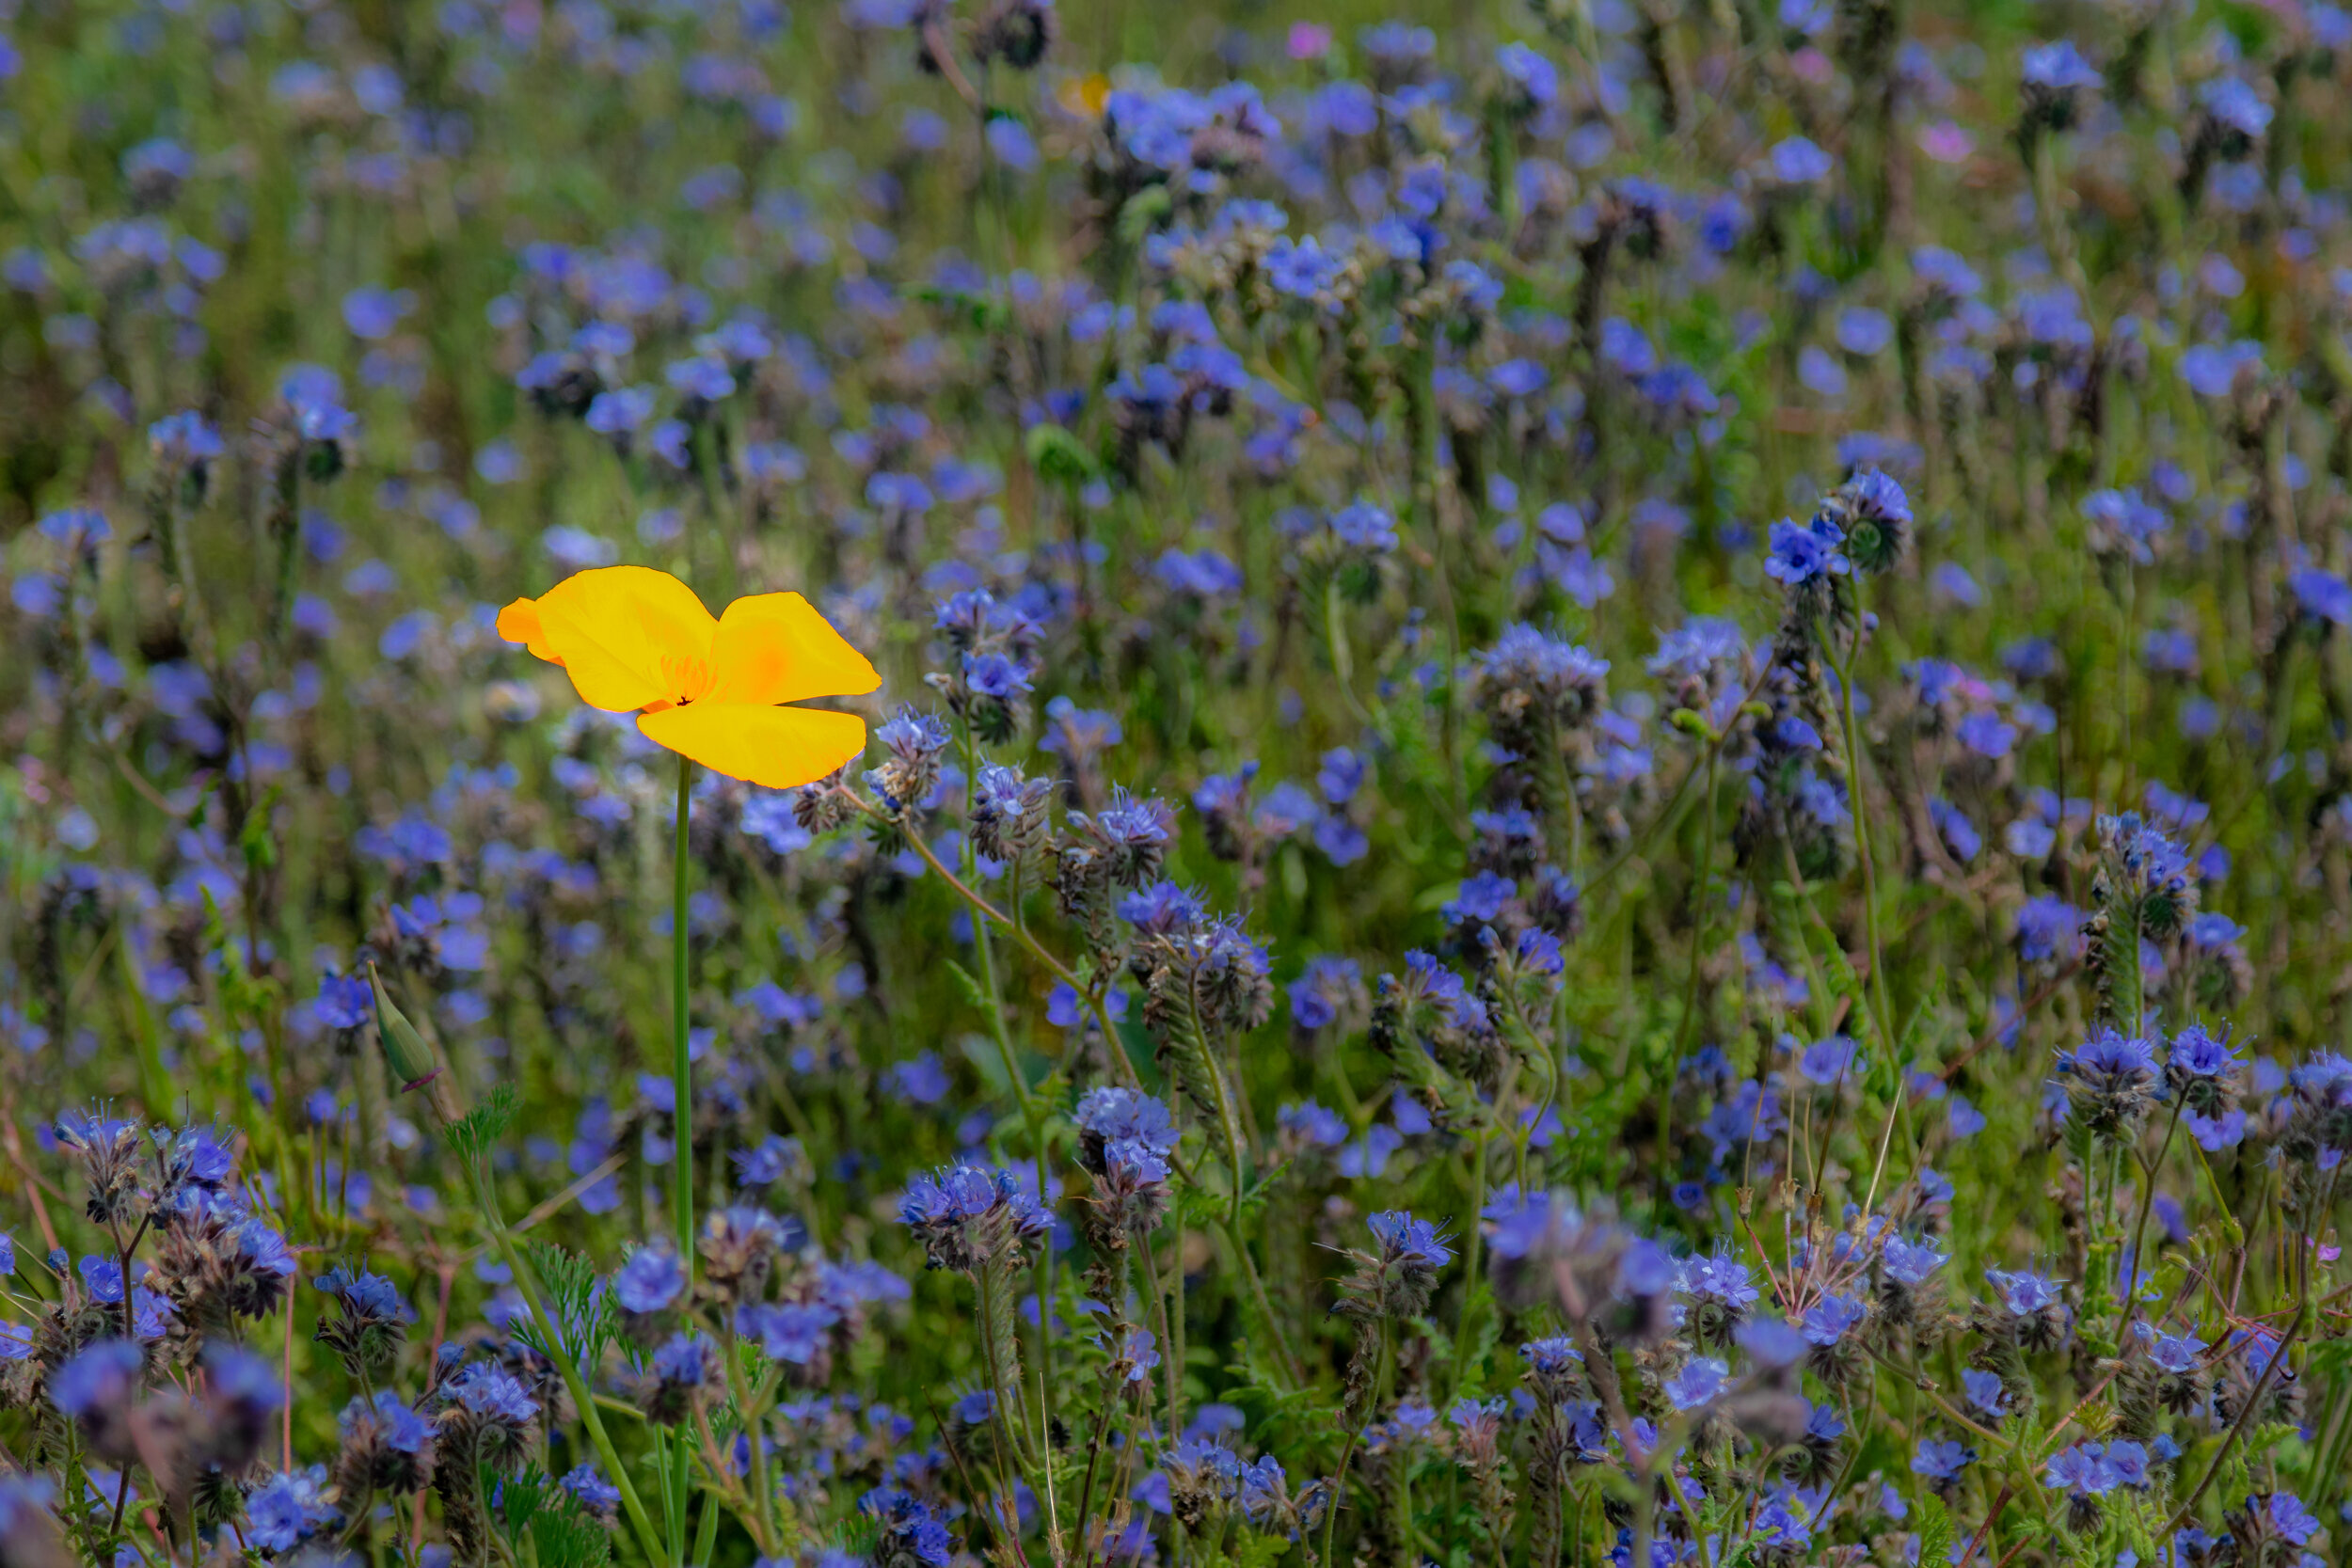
[
  {"xmin": 637, "ymin": 703, "xmax": 867, "ymax": 789},
  {"xmin": 495, "ymin": 597, "xmax": 559, "ymax": 662},
  {"xmin": 707, "ymin": 592, "xmax": 882, "ymax": 706},
  {"xmin": 526, "ymin": 566, "xmax": 717, "ymax": 712}
]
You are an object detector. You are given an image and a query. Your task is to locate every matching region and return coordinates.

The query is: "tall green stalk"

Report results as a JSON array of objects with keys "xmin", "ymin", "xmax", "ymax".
[
  {"xmin": 1655, "ymin": 749, "xmax": 1721, "ymax": 1221},
  {"xmin": 673, "ymin": 755, "xmax": 696, "ymax": 1260},
  {"xmin": 1834, "ymin": 593, "xmax": 1908, "ymax": 1220},
  {"xmin": 670, "ymin": 752, "xmax": 696, "ymax": 1565}
]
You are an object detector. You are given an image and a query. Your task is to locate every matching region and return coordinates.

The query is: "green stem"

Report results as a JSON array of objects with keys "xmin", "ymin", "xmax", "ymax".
[
  {"xmin": 1833, "ymin": 608, "xmax": 1904, "ymax": 1221},
  {"xmin": 1142, "ymin": 1228, "xmax": 1182, "ymax": 1441},
  {"xmin": 2160, "ymin": 1299, "xmax": 2307, "ymax": 1538},
  {"xmin": 1220, "ymin": 1214, "xmax": 1302, "ymax": 1386},
  {"xmin": 1448, "ymin": 1132, "xmax": 1490, "ymax": 1402},
  {"xmin": 1074, "ymin": 1379, "xmax": 1118, "ymax": 1553},
  {"xmin": 1541, "ymin": 711, "xmax": 1584, "ymax": 876},
  {"xmin": 2120, "ymin": 564, "xmax": 2137, "ymax": 771},
  {"xmin": 672, "ymin": 755, "xmax": 696, "ymax": 1260},
  {"xmin": 974, "ymin": 1258, "xmax": 1037, "ymax": 1472},
  {"xmin": 1833, "ymin": 618, "xmax": 1896, "ymax": 1055},
  {"xmin": 2311, "ymin": 1380, "xmax": 2352, "ymax": 1510},
  {"xmin": 1406, "ymin": 344, "xmax": 1470, "ymax": 822},
  {"xmin": 723, "ymin": 1326, "xmax": 778, "ymax": 1553},
  {"xmin": 1324, "ymin": 574, "xmax": 1375, "ymax": 727},
  {"xmin": 2116, "ymin": 1100, "xmax": 2184, "ymax": 1347},
  {"xmin": 691, "ymin": 1486, "xmax": 721, "ymax": 1568},
  {"xmin": 1173, "ymin": 985, "xmax": 1302, "ymax": 1386},
  {"xmin": 1182, "ymin": 1005, "xmax": 1248, "ymax": 1229},
  {"xmin": 671, "ymin": 752, "xmax": 696, "ymax": 1565},
  {"xmin": 954, "ymin": 723, "xmax": 1060, "ymax": 1489},
  {"xmin": 857, "ymin": 791, "xmax": 1141, "ymax": 1085},
  {"xmin": 1583, "ymin": 657, "xmax": 1777, "ymax": 903},
  {"xmin": 1494, "ymin": 988, "xmax": 1559, "ymax": 1193},
  {"xmin": 1657, "ymin": 750, "xmax": 1721, "ymax": 1219},
  {"xmin": 1320, "ymin": 1319, "xmax": 1387, "ymax": 1568}
]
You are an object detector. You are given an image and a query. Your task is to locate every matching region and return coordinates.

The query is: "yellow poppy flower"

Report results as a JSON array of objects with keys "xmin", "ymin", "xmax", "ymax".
[
  {"xmin": 497, "ymin": 565, "xmax": 880, "ymax": 788},
  {"xmin": 1057, "ymin": 71, "xmax": 1112, "ymax": 119}
]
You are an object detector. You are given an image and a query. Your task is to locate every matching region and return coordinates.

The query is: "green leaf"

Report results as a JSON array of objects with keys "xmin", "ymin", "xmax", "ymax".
[
  {"xmin": 945, "ymin": 959, "xmax": 993, "ymax": 1018},
  {"xmin": 1452, "ymin": 1279, "xmax": 1503, "ymax": 1395},
  {"xmin": 1230, "ymin": 1531, "xmax": 1291, "ymax": 1568},
  {"xmin": 509, "ymin": 1241, "xmax": 614, "ymax": 1371},
  {"xmin": 498, "ymin": 1465, "xmax": 550, "ymax": 1538},
  {"xmin": 1240, "ymin": 1158, "xmax": 1293, "ymax": 1205},
  {"xmin": 492, "ymin": 1461, "xmax": 614, "ymax": 1568},
  {"xmin": 2301, "ymin": 1338, "xmax": 2352, "ymax": 1382},
  {"xmin": 199, "ymin": 888, "xmax": 279, "ymax": 1022},
  {"xmin": 447, "ymin": 1083, "xmax": 519, "ymax": 1167},
  {"xmin": 507, "ymin": 1469, "xmax": 614, "ymax": 1568},
  {"xmin": 238, "ymin": 784, "xmax": 283, "ymax": 874},
  {"xmin": 1885, "ymin": 970, "xmax": 1949, "ymax": 1090},
  {"xmin": 1915, "ymin": 1493, "xmax": 1955, "ymax": 1568},
  {"xmin": 1175, "ymin": 1180, "xmax": 1232, "ymax": 1229},
  {"xmin": 956, "ymin": 1032, "xmax": 1016, "ymax": 1099},
  {"xmin": 183, "ymin": 774, "xmax": 219, "ymax": 830}
]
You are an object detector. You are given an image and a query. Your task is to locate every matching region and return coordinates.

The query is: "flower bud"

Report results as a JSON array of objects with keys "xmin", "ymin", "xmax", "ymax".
[{"xmin": 366, "ymin": 963, "xmax": 441, "ymax": 1094}]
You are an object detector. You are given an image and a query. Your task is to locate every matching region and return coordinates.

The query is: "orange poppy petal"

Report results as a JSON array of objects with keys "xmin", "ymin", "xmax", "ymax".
[
  {"xmin": 707, "ymin": 592, "xmax": 882, "ymax": 706},
  {"xmin": 529, "ymin": 566, "xmax": 719, "ymax": 713},
  {"xmin": 496, "ymin": 597, "xmax": 560, "ymax": 662},
  {"xmin": 637, "ymin": 702, "xmax": 868, "ymax": 789}
]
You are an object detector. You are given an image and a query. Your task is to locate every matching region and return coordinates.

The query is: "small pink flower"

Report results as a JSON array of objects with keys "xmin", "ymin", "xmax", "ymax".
[
  {"xmin": 1919, "ymin": 120, "xmax": 1976, "ymax": 165},
  {"xmin": 1288, "ymin": 22, "xmax": 1333, "ymax": 59}
]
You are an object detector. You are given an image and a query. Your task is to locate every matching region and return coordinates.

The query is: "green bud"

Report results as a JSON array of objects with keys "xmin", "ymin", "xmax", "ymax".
[{"xmin": 367, "ymin": 962, "xmax": 441, "ymax": 1093}]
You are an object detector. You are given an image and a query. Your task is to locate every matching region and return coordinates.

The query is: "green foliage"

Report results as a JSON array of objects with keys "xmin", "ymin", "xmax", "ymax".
[
  {"xmin": 516, "ymin": 1239, "xmax": 615, "ymax": 1369},
  {"xmin": 1025, "ymin": 423, "xmax": 1097, "ymax": 487},
  {"xmin": 1116, "ymin": 186, "xmax": 1174, "ymax": 248},
  {"xmin": 1915, "ymin": 1493, "xmax": 1956, "ymax": 1568},
  {"xmin": 499, "ymin": 1466, "xmax": 615, "ymax": 1568},
  {"xmin": 199, "ymin": 888, "xmax": 278, "ymax": 1023},
  {"xmin": 1450, "ymin": 1278, "xmax": 1504, "ymax": 1396},
  {"xmin": 944, "ymin": 957, "xmax": 992, "ymax": 1016},
  {"xmin": 447, "ymin": 1082, "xmax": 520, "ymax": 1170},
  {"xmin": 1224, "ymin": 1530, "xmax": 1292, "ymax": 1568},
  {"xmin": 238, "ymin": 784, "xmax": 283, "ymax": 875}
]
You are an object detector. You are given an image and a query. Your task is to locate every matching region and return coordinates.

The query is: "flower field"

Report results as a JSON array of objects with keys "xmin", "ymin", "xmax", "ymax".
[{"xmin": 1, "ymin": 1, "xmax": 2351, "ymax": 1566}]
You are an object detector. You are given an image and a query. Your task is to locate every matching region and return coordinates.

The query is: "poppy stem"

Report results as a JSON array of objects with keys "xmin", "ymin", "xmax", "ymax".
[
  {"xmin": 671, "ymin": 750, "xmax": 696, "ymax": 1563},
  {"xmin": 672, "ymin": 753, "xmax": 697, "ymax": 1268}
]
